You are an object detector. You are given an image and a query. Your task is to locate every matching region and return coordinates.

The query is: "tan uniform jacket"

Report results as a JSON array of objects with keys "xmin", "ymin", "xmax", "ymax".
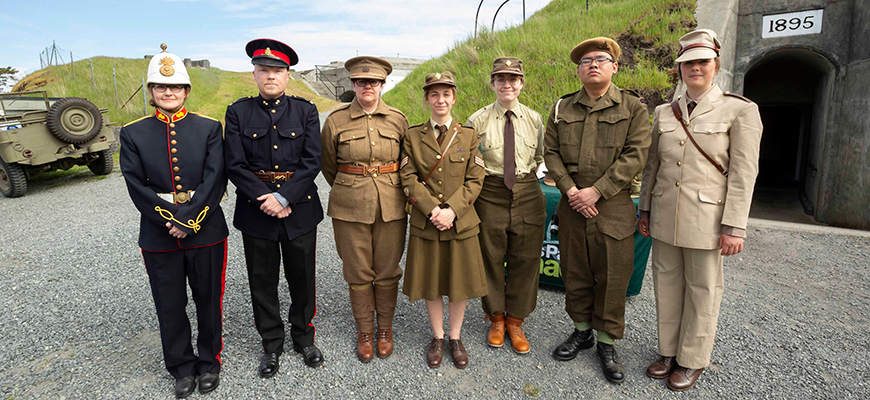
[
  {"xmin": 321, "ymin": 98, "xmax": 409, "ymax": 224},
  {"xmin": 465, "ymin": 101, "xmax": 545, "ymax": 177},
  {"xmin": 638, "ymin": 85, "xmax": 763, "ymax": 250},
  {"xmin": 400, "ymin": 120, "xmax": 486, "ymax": 241},
  {"xmin": 543, "ymin": 84, "xmax": 651, "ymax": 238}
]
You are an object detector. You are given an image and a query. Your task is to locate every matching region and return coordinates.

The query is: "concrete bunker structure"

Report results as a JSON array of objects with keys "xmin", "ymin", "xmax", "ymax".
[{"xmin": 696, "ymin": 0, "xmax": 870, "ymax": 229}]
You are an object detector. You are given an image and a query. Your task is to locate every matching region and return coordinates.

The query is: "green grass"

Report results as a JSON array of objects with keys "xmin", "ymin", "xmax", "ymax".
[
  {"xmin": 382, "ymin": 0, "xmax": 696, "ymax": 124},
  {"xmin": 13, "ymin": 57, "xmax": 339, "ymax": 125}
]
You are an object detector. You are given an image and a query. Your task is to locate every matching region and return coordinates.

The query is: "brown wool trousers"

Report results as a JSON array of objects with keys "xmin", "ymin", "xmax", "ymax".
[
  {"xmin": 333, "ymin": 204, "xmax": 406, "ymax": 332},
  {"xmin": 558, "ymin": 192, "xmax": 635, "ymax": 339},
  {"xmin": 476, "ymin": 174, "xmax": 547, "ymax": 319}
]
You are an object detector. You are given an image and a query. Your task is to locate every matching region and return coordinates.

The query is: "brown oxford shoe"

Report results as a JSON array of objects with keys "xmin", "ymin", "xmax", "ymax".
[
  {"xmin": 449, "ymin": 338, "xmax": 469, "ymax": 369},
  {"xmin": 427, "ymin": 336, "xmax": 445, "ymax": 368},
  {"xmin": 376, "ymin": 329, "xmax": 393, "ymax": 358},
  {"xmin": 485, "ymin": 314, "xmax": 505, "ymax": 348},
  {"xmin": 667, "ymin": 366, "xmax": 704, "ymax": 391},
  {"xmin": 646, "ymin": 355, "xmax": 677, "ymax": 379},
  {"xmin": 357, "ymin": 331, "xmax": 374, "ymax": 363},
  {"xmin": 505, "ymin": 314, "xmax": 530, "ymax": 354}
]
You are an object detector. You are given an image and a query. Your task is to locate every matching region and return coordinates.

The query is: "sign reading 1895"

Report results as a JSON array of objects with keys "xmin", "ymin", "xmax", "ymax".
[{"xmin": 762, "ymin": 9, "xmax": 823, "ymax": 38}]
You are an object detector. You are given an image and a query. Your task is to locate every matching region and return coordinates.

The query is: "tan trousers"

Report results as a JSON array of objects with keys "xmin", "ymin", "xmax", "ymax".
[
  {"xmin": 652, "ymin": 239, "xmax": 724, "ymax": 369},
  {"xmin": 476, "ymin": 175, "xmax": 546, "ymax": 319}
]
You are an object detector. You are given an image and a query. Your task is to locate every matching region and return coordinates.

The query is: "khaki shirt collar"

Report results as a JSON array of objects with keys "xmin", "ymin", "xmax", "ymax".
[
  {"xmin": 492, "ymin": 101, "xmax": 522, "ymax": 119},
  {"xmin": 350, "ymin": 97, "xmax": 390, "ymax": 119},
  {"xmin": 429, "ymin": 116, "xmax": 454, "ymax": 133},
  {"xmin": 687, "ymin": 84, "xmax": 716, "ymax": 103}
]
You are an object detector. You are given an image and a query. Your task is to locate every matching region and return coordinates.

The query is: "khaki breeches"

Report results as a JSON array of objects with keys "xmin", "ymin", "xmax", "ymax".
[
  {"xmin": 332, "ymin": 202, "xmax": 406, "ymax": 288},
  {"xmin": 652, "ymin": 239, "xmax": 724, "ymax": 369}
]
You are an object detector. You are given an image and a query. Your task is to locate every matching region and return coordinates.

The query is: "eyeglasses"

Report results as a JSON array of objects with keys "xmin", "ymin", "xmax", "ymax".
[
  {"xmin": 579, "ymin": 56, "xmax": 614, "ymax": 66},
  {"xmin": 353, "ymin": 79, "xmax": 383, "ymax": 88},
  {"xmin": 152, "ymin": 84, "xmax": 186, "ymax": 93},
  {"xmin": 494, "ymin": 76, "xmax": 522, "ymax": 85}
]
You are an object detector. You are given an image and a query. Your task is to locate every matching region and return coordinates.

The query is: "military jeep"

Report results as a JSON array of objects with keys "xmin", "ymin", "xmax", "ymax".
[{"xmin": 0, "ymin": 91, "xmax": 117, "ymax": 197}]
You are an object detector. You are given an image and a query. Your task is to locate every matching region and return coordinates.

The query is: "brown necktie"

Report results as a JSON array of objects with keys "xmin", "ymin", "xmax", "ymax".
[
  {"xmin": 503, "ymin": 110, "xmax": 516, "ymax": 190},
  {"xmin": 436, "ymin": 124, "xmax": 447, "ymax": 146},
  {"xmin": 687, "ymin": 100, "xmax": 697, "ymax": 117}
]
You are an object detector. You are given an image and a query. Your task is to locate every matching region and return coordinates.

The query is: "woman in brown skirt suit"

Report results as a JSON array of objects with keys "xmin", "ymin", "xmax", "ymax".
[{"xmin": 400, "ymin": 71, "xmax": 487, "ymax": 369}]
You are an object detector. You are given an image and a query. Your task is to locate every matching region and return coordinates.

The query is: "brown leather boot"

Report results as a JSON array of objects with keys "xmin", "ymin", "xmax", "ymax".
[
  {"xmin": 357, "ymin": 331, "xmax": 374, "ymax": 362},
  {"xmin": 376, "ymin": 329, "xmax": 393, "ymax": 358},
  {"xmin": 426, "ymin": 336, "xmax": 445, "ymax": 368},
  {"xmin": 449, "ymin": 338, "xmax": 469, "ymax": 369},
  {"xmin": 349, "ymin": 285, "xmax": 375, "ymax": 363},
  {"xmin": 646, "ymin": 355, "xmax": 677, "ymax": 379},
  {"xmin": 374, "ymin": 284, "xmax": 398, "ymax": 358},
  {"xmin": 667, "ymin": 366, "xmax": 704, "ymax": 391},
  {"xmin": 485, "ymin": 313, "xmax": 505, "ymax": 348},
  {"xmin": 505, "ymin": 314, "xmax": 530, "ymax": 354}
]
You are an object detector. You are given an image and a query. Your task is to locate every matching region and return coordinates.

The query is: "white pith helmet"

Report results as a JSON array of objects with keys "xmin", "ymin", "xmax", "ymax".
[{"xmin": 146, "ymin": 43, "xmax": 191, "ymax": 86}]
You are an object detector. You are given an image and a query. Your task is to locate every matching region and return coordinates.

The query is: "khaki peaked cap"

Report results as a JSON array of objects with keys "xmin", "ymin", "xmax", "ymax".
[
  {"xmin": 422, "ymin": 71, "xmax": 457, "ymax": 90},
  {"xmin": 345, "ymin": 56, "xmax": 393, "ymax": 80},
  {"xmin": 570, "ymin": 37, "xmax": 621, "ymax": 64},
  {"xmin": 675, "ymin": 29, "xmax": 721, "ymax": 62},
  {"xmin": 491, "ymin": 57, "xmax": 524, "ymax": 76}
]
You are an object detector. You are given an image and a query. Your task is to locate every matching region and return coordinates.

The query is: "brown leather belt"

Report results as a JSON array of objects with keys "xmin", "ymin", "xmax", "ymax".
[
  {"xmin": 253, "ymin": 170, "xmax": 295, "ymax": 183},
  {"xmin": 337, "ymin": 162, "xmax": 399, "ymax": 177}
]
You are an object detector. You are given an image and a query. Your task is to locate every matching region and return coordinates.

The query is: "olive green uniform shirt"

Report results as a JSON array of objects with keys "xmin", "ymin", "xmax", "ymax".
[
  {"xmin": 466, "ymin": 101, "xmax": 544, "ymax": 177},
  {"xmin": 543, "ymin": 83, "xmax": 651, "ymax": 200}
]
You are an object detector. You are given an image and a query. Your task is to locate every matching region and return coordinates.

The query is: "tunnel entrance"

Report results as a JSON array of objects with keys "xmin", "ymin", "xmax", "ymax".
[{"xmin": 742, "ymin": 49, "xmax": 834, "ymax": 224}]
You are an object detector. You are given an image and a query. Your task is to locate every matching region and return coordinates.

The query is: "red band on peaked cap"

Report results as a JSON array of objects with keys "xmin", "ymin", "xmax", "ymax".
[{"xmin": 246, "ymin": 38, "xmax": 299, "ymax": 67}]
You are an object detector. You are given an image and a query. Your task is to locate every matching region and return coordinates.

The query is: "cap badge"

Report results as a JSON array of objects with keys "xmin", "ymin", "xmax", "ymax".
[
  {"xmin": 264, "ymin": 47, "xmax": 273, "ymax": 56},
  {"xmin": 435, "ymin": 73, "xmax": 441, "ymax": 79},
  {"xmin": 362, "ymin": 66, "xmax": 370, "ymax": 72},
  {"xmin": 505, "ymin": 60, "xmax": 512, "ymax": 66},
  {"xmin": 159, "ymin": 57, "xmax": 175, "ymax": 77},
  {"xmin": 598, "ymin": 42, "xmax": 610, "ymax": 50}
]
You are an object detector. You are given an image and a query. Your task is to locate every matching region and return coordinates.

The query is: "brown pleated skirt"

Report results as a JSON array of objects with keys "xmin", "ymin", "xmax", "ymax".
[{"xmin": 402, "ymin": 235, "xmax": 488, "ymax": 302}]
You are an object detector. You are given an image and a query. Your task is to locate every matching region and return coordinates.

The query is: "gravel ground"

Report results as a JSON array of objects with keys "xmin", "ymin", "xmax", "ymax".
[{"xmin": 1, "ymin": 165, "xmax": 869, "ymax": 400}]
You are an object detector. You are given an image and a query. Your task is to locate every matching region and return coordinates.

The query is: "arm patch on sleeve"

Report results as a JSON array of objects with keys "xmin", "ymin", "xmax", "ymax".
[
  {"xmin": 474, "ymin": 155, "xmax": 486, "ymax": 168},
  {"xmin": 401, "ymin": 156, "xmax": 409, "ymax": 170}
]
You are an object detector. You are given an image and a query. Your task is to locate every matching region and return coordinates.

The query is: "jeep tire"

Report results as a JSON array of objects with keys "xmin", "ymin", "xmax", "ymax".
[
  {"xmin": 46, "ymin": 97, "xmax": 103, "ymax": 144},
  {"xmin": 88, "ymin": 149, "xmax": 114, "ymax": 176},
  {"xmin": 0, "ymin": 158, "xmax": 27, "ymax": 198}
]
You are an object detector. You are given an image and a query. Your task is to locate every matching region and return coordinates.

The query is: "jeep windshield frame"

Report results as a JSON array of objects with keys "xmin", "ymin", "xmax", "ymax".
[{"xmin": 0, "ymin": 91, "xmax": 52, "ymax": 117}]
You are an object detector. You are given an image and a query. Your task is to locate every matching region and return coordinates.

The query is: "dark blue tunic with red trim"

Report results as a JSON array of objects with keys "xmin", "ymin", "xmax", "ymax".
[
  {"xmin": 120, "ymin": 108, "xmax": 229, "ymax": 252},
  {"xmin": 224, "ymin": 94, "xmax": 323, "ymax": 240}
]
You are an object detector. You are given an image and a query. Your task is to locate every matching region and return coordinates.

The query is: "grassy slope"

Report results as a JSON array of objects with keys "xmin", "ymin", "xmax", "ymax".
[
  {"xmin": 13, "ymin": 57, "xmax": 338, "ymax": 125},
  {"xmin": 382, "ymin": 0, "xmax": 695, "ymax": 125}
]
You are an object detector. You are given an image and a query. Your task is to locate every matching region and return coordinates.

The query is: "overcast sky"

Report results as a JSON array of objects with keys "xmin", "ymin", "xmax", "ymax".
[{"xmin": 1, "ymin": 0, "xmax": 550, "ymax": 80}]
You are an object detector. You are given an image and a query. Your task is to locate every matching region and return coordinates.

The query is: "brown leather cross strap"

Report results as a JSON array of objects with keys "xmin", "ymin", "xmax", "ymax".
[
  {"xmin": 338, "ymin": 162, "xmax": 399, "ymax": 176},
  {"xmin": 254, "ymin": 170, "xmax": 295, "ymax": 183},
  {"xmin": 670, "ymin": 99, "xmax": 728, "ymax": 177}
]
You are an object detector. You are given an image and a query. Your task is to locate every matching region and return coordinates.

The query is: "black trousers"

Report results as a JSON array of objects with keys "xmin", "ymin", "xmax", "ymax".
[
  {"xmin": 142, "ymin": 240, "xmax": 227, "ymax": 379},
  {"xmin": 242, "ymin": 226, "xmax": 317, "ymax": 354}
]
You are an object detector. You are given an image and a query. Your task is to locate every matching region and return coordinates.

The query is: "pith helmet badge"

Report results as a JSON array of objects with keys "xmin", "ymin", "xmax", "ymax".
[{"xmin": 159, "ymin": 57, "xmax": 175, "ymax": 77}]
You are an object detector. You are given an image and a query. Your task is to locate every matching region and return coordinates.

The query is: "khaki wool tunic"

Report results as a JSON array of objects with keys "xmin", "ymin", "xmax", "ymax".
[{"xmin": 400, "ymin": 119, "xmax": 488, "ymax": 302}]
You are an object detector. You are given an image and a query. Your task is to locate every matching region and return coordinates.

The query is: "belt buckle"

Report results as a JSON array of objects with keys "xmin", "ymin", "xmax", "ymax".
[
  {"xmin": 269, "ymin": 172, "xmax": 278, "ymax": 183},
  {"xmin": 366, "ymin": 166, "xmax": 379, "ymax": 177},
  {"xmin": 176, "ymin": 191, "xmax": 190, "ymax": 204}
]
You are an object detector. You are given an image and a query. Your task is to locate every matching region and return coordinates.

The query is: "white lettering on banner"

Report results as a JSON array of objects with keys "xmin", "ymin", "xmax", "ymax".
[{"xmin": 762, "ymin": 9, "xmax": 823, "ymax": 38}]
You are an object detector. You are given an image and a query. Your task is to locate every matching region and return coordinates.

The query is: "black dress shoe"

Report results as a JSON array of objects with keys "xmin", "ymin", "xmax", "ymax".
[
  {"xmin": 174, "ymin": 376, "xmax": 196, "ymax": 398},
  {"xmin": 597, "ymin": 342, "xmax": 625, "ymax": 384},
  {"xmin": 259, "ymin": 352, "xmax": 280, "ymax": 378},
  {"xmin": 294, "ymin": 344, "xmax": 324, "ymax": 368},
  {"xmin": 198, "ymin": 372, "xmax": 220, "ymax": 394},
  {"xmin": 552, "ymin": 328, "xmax": 595, "ymax": 361}
]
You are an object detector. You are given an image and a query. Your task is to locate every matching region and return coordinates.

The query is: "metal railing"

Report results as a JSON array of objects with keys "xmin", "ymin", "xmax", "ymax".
[{"xmin": 314, "ymin": 65, "xmax": 345, "ymax": 100}]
